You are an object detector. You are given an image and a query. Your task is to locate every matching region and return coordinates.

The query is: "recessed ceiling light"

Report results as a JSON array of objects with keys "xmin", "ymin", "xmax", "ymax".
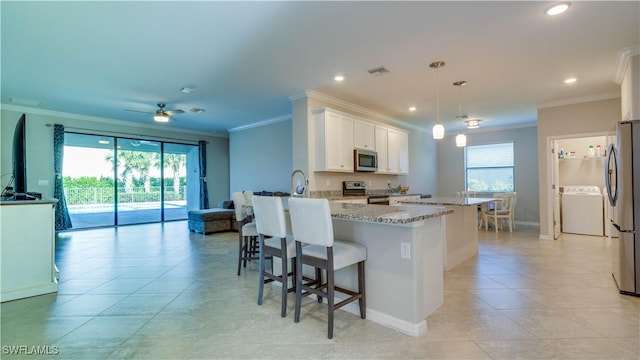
[
  {"xmin": 190, "ymin": 108, "xmax": 206, "ymax": 114},
  {"xmin": 334, "ymin": 75, "xmax": 345, "ymax": 82},
  {"xmin": 180, "ymin": 86, "xmax": 195, "ymax": 94},
  {"xmin": 545, "ymin": 2, "xmax": 571, "ymax": 16},
  {"xmin": 563, "ymin": 77, "xmax": 577, "ymax": 84},
  {"xmin": 409, "ymin": 106, "xmax": 416, "ymax": 112}
]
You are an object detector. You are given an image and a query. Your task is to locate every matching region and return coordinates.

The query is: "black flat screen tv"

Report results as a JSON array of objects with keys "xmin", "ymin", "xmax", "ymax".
[{"xmin": 12, "ymin": 113, "xmax": 28, "ymax": 198}]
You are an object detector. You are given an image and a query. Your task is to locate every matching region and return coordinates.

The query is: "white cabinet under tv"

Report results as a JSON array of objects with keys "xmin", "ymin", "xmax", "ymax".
[{"xmin": 1, "ymin": 199, "xmax": 58, "ymax": 302}]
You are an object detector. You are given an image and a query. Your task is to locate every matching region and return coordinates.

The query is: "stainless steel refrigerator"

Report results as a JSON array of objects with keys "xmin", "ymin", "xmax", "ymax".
[{"xmin": 605, "ymin": 119, "xmax": 640, "ymax": 296}]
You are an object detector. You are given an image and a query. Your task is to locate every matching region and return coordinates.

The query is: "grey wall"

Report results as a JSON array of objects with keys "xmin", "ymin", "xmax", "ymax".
[
  {"xmin": 436, "ymin": 126, "xmax": 540, "ymax": 223},
  {"xmin": 228, "ymin": 119, "xmax": 293, "ymax": 195},
  {"xmin": 1, "ymin": 108, "xmax": 230, "ymax": 208}
]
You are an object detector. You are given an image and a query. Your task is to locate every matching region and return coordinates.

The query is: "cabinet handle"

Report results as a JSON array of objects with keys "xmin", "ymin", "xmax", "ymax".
[{"xmin": 340, "ymin": 165, "xmax": 344, "ymax": 168}]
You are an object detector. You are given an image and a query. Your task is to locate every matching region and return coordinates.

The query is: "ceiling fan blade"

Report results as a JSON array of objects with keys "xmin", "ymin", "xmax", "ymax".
[
  {"xmin": 164, "ymin": 109, "xmax": 184, "ymax": 115},
  {"xmin": 125, "ymin": 109, "xmax": 154, "ymax": 114}
]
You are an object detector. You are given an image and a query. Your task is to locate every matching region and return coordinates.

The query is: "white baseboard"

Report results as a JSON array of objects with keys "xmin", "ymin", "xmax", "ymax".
[{"xmin": 339, "ymin": 301, "xmax": 426, "ymax": 337}]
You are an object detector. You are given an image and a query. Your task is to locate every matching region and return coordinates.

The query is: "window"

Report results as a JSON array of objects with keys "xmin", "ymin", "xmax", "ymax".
[{"xmin": 465, "ymin": 142, "xmax": 514, "ymax": 192}]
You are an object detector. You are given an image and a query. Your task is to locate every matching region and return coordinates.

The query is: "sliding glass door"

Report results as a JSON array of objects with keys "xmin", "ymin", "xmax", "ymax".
[
  {"xmin": 116, "ymin": 138, "xmax": 162, "ymax": 225},
  {"xmin": 63, "ymin": 133, "xmax": 116, "ymax": 228},
  {"xmin": 63, "ymin": 133, "xmax": 199, "ymax": 229}
]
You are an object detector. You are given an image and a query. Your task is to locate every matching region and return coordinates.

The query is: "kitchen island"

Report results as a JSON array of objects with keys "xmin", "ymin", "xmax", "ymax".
[
  {"xmin": 324, "ymin": 201, "xmax": 452, "ymax": 336},
  {"xmin": 399, "ymin": 197, "xmax": 498, "ymax": 271}
]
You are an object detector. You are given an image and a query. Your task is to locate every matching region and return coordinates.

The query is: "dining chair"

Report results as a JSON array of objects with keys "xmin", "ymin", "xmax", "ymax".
[
  {"xmin": 288, "ymin": 197, "xmax": 367, "ymax": 339},
  {"xmin": 251, "ymin": 195, "xmax": 297, "ymax": 317},
  {"xmin": 482, "ymin": 192, "xmax": 517, "ymax": 232},
  {"xmin": 232, "ymin": 192, "xmax": 259, "ymax": 275}
]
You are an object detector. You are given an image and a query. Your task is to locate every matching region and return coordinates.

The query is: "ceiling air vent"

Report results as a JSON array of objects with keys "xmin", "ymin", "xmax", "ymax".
[{"xmin": 368, "ymin": 66, "xmax": 390, "ymax": 76}]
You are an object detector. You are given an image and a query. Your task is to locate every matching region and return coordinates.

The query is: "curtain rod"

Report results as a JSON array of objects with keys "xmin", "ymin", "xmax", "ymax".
[{"xmin": 45, "ymin": 123, "xmax": 207, "ymax": 144}]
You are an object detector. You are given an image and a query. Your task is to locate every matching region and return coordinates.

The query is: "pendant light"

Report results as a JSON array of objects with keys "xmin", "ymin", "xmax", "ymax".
[
  {"xmin": 430, "ymin": 61, "xmax": 446, "ymax": 139},
  {"xmin": 453, "ymin": 80, "xmax": 467, "ymax": 147}
]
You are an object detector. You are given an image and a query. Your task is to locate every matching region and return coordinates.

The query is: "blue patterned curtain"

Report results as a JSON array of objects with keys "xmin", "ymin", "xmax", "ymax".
[
  {"xmin": 53, "ymin": 124, "xmax": 72, "ymax": 230},
  {"xmin": 199, "ymin": 140, "xmax": 209, "ymax": 209}
]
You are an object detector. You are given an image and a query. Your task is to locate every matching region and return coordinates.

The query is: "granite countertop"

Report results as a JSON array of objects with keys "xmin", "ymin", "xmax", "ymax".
[
  {"xmin": 400, "ymin": 197, "xmax": 498, "ymax": 206},
  {"xmin": 329, "ymin": 201, "xmax": 452, "ymax": 224},
  {"xmin": 248, "ymin": 198, "xmax": 451, "ymax": 224}
]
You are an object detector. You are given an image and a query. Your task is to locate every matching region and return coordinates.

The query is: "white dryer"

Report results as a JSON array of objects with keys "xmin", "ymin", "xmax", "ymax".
[{"xmin": 561, "ymin": 186, "xmax": 603, "ymax": 236}]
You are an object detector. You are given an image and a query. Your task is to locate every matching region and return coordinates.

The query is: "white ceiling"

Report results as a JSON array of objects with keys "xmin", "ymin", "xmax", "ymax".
[{"xmin": 2, "ymin": 1, "xmax": 639, "ymax": 135}]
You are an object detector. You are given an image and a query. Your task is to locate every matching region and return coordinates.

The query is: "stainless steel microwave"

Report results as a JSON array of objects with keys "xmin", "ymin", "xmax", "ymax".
[{"xmin": 354, "ymin": 148, "xmax": 378, "ymax": 172}]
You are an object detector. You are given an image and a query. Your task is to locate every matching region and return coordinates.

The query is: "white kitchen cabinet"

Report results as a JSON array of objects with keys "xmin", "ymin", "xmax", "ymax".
[
  {"xmin": 354, "ymin": 119, "xmax": 375, "ymax": 150},
  {"xmin": 387, "ymin": 128, "xmax": 400, "ymax": 173},
  {"xmin": 375, "ymin": 125, "xmax": 390, "ymax": 173},
  {"xmin": 375, "ymin": 125, "xmax": 409, "ymax": 174},
  {"xmin": 398, "ymin": 130, "xmax": 409, "ymax": 174},
  {"xmin": 314, "ymin": 108, "xmax": 354, "ymax": 172}
]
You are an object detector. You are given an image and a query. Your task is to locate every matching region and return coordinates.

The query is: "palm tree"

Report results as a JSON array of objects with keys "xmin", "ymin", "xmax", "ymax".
[
  {"xmin": 105, "ymin": 150, "xmax": 155, "ymax": 193},
  {"xmin": 164, "ymin": 153, "xmax": 186, "ymax": 193}
]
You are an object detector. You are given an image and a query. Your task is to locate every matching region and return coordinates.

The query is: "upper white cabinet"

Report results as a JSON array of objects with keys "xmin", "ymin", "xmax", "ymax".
[
  {"xmin": 375, "ymin": 125, "xmax": 390, "ymax": 173},
  {"xmin": 354, "ymin": 119, "xmax": 375, "ymax": 150},
  {"xmin": 314, "ymin": 108, "xmax": 354, "ymax": 172},
  {"xmin": 375, "ymin": 125, "xmax": 409, "ymax": 174},
  {"xmin": 398, "ymin": 130, "xmax": 409, "ymax": 174},
  {"xmin": 313, "ymin": 107, "xmax": 409, "ymax": 174}
]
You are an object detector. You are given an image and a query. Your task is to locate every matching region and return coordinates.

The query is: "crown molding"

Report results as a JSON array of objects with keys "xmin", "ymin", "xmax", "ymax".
[
  {"xmin": 615, "ymin": 44, "xmax": 640, "ymax": 85},
  {"xmin": 290, "ymin": 89, "xmax": 427, "ymax": 133},
  {"xmin": 0, "ymin": 103, "xmax": 227, "ymax": 138},
  {"xmin": 227, "ymin": 114, "xmax": 291, "ymax": 133},
  {"xmin": 535, "ymin": 92, "xmax": 620, "ymax": 109}
]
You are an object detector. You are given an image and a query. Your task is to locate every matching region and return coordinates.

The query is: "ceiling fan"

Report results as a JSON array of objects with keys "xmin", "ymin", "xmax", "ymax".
[{"xmin": 125, "ymin": 103, "xmax": 184, "ymax": 122}]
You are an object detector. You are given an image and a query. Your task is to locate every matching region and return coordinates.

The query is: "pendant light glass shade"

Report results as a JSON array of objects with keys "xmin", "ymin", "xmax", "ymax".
[
  {"xmin": 432, "ymin": 123, "xmax": 445, "ymax": 139},
  {"xmin": 430, "ymin": 61, "xmax": 446, "ymax": 140},
  {"xmin": 453, "ymin": 80, "xmax": 467, "ymax": 147}
]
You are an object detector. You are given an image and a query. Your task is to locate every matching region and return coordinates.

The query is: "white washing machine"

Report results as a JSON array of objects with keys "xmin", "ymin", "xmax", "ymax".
[{"xmin": 561, "ymin": 186, "xmax": 604, "ymax": 236}]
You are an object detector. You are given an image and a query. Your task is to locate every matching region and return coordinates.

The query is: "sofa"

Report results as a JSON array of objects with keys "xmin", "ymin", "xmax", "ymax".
[{"xmin": 188, "ymin": 200, "xmax": 238, "ymax": 234}]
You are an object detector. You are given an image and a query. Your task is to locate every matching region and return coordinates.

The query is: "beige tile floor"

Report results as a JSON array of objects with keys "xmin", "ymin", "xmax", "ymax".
[{"xmin": 1, "ymin": 221, "xmax": 639, "ymax": 359}]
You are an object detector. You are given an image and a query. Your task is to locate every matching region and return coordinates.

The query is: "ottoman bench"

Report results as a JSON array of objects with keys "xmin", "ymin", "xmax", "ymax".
[{"xmin": 188, "ymin": 208, "xmax": 236, "ymax": 234}]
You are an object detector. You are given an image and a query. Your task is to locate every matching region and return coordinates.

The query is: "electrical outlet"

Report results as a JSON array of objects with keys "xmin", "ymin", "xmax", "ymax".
[
  {"xmin": 325, "ymin": 179, "xmax": 331, "ymax": 187},
  {"xmin": 400, "ymin": 242, "xmax": 411, "ymax": 259}
]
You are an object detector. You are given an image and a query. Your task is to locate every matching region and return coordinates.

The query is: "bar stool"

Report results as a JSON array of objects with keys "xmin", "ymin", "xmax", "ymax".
[
  {"xmin": 251, "ymin": 195, "xmax": 297, "ymax": 317},
  {"xmin": 288, "ymin": 197, "xmax": 367, "ymax": 339},
  {"xmin": 232, "ymin": 192, "xmax": 259, "ymax": 275}
]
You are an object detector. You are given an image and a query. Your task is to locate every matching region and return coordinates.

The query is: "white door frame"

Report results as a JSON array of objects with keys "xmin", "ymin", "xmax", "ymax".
[{"xmin": 545, "ymin": 131, "xmax": 613, "ymax": 240}]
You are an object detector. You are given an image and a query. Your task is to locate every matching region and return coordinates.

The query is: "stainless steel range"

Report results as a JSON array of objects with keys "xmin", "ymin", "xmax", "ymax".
[{"xmin": 342, "ymin": 181, "xmax": 367, "ymax": 196}]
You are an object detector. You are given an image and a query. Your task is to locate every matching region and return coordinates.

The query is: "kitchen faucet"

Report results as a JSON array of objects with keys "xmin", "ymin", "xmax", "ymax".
[{"xmin": 290, "ymin": 169, "xmax": 309, "ymax": 197}]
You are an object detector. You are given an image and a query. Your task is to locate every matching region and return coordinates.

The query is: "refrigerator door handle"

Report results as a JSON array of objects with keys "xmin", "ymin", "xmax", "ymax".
[
  {"xmin": 611, "ymin": 221, "xmax": 636, "ymax": 233},
  {"xmin": 605, "ymin": 143, "xmax": 618, "ymax": 207}
]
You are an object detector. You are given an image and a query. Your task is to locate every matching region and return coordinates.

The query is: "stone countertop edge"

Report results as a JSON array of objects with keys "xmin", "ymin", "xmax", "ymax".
[
  {"xmin": 400, "ymin": 197, "xmax": 498, "ymax": 206},
  {"xmin": 329, "ymin": 202, "xmax": 452, "ymax": 224},
  {"xmin": 321, "ymin": 193, "xmax": 424, "ymax": 200}
]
